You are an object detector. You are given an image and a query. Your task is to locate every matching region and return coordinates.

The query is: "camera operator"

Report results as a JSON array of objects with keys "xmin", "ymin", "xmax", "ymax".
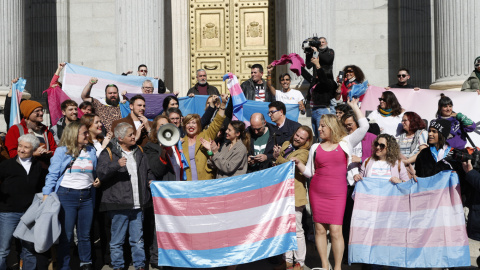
[
  {"xmin": 462, "ymin": 160, "xmax": 480, "ymax": 249},
  {"xmin": 302, "ymin": 37, "xmax": 334, "ymax": 75}
]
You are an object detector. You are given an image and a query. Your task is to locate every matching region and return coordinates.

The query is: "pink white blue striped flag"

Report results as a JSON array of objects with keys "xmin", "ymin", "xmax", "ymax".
[
  {"xmin": 349, "ymin": 170, "xmax": 470, "ymax": 268},
  {"xmin": 150, "ymin": 161, "xmax": 297, "ymax": 268},
  {"xmin": 10, "ymin": 78, "xmax": 26, "ymax": 128},
  {"xmin": 223, "ymin": 73, "xmax": 247, "ymax": 121}
]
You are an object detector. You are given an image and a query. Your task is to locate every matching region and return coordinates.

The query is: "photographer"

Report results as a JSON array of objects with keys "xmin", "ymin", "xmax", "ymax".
[
  {"xmin": 302, "ymin": 37, "xmax": 335, "ymax": 75},
  {"xmin": 463, "ymin": 160, "xmax": 480, "ymax": 242}
]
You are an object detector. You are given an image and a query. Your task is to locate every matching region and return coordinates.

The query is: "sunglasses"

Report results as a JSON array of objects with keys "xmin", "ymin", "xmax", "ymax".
[
  {"xmin": 378, "ymin": 98, "xmax": 386, "ymax": 102},
  {"xmin": 397, "ymin": 74, "xmax": 407, "ymax": 78},
  {"xmin": 139, "ymin": 69, "xmax": 148, "ymax": 73},
  {"xmin": 346, "ymin": 69, "xmax": 354, "ymax": 73},
  {"xmin": 268, "ymin": 110, "xmax": 279, "ymax": 116},
  {"xmin": 476, "ymin": 64, "xmax": 480, "ymax": 67},
  {"xmin": 374, "ymin": 142, "xmax": 386, "ymax": 150}
]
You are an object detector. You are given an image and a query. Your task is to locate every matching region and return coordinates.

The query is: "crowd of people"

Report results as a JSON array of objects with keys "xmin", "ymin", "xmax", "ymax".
[{"xmin": 1, "ymin": 38, "xmax": 480, "ymax": 270}]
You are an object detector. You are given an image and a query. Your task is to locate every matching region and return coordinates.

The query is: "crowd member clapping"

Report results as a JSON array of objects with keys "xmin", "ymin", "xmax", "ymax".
[
  {"xmin": 0, "ymin": 135, "xmax": 46, "ymax": 270},
  {"xmin": 42, "ymin": 121, "xmax": 98, "ymax": 270},
  {"xmin": 80, "ymin": 113, "xmax": 113, "ymax": 157},
  {"xmin": 182, "ymin": 94, "xmax": 228, "ymax": 180},
  {"xmin": 397, "ymin": 112, "xmax": 428, "ymax": 166},
  {"xmin": 202, "ymin": 120, "xmax": 249, "ymax": 178},
  {"xmin": 354, "ymin": 134, "xmax": 409, "ymax": 183},
  {"xmin": 292, "ymin": 98, "xmax": 367, "ymax": 270},
  {"xmin": 367, "ymin": 91, "xmax": 405, "ymax": 136},
  {"xmin": 274, "ymin": 126, "xmax": 313, "ymax": 270},
  {"xmin": 436, "ymin": 94, "xmax": 476, "ymax": 150}
]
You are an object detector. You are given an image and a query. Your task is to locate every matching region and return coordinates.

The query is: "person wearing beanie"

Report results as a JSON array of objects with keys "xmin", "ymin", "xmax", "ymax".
[
  {"xmin": 413, "ymin": 119, "xmax": 462, "ymax": 178},
  {"xmin": 4, "ymin": 100, "xmax": 57, "ymax": 162},
  {"xmin": 461, "ymin": 56, "xmax": 480, "ymax": 92},
  {"xmin": 435, "ymin": 94, "xmax": 476, "ymax": 149}
]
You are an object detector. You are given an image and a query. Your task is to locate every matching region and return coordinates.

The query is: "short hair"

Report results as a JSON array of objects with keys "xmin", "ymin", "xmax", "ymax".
[
  {"xmin": 18, "ymin": 134, "xmax": 40, "ymax": 151},
  {"xmin": 398, "ymin": 68, "xmax": 410, "ymax": 75},
  {"xmin": 130, "ymin": 94, "xmax": 145, "ymax": 105},
  {"xmin": 138, "ymin": 64, "xmax": 147, "ymax": 71},
  {"xmin": 59, "ymin": 121, "xmax": 86, "ymax": 157},
  {"xmin": 251, "ymin": 64, "xmax": 264, "ymax": 73},
  {"xmin": 79, "ymin": 101, "xmax": 93, "ymax": 111},
  {"xmin": 61, "ymin": 100, "xmax": 78, "ymax": 111},
  {"xmin": 149, "ymin": 115, "xmax": 171, "ymax": 143},
  {"xmin": 319, "ymin": 37, "xmax": 327, "ymax": 42},
  {"xmin": 105, "ymin": 84, "xmax": 119, "ymax": 94},
  {"xmin": 320, "ymin": 114, "xmax": 347, "ymax": 144},
  {"xmin": 342, "ymin": 65, "xmax": 365, "ymax": 83},
  {"xmin": 378, "ymin": 91, "xmax": 403, "ymax": 117},
  {"xmin": 436, "ymin": 93, "xmax": 453, "ymax": 118},
  {"xmin": 278, "ymin": 73, "xmax": 291, "ymax": 82},
  {"xmin": 372, "ymin": 134, "xmax": 401, "ymax": 166},
  {"xmin": 166, "ymin": 107, "xmax": 183, "ymax": 118},
  {"xmin": 182, "ymin": 114, "xmax": 202, "ymax": 136},
  {"xmin": 335, "ymin": 104, "xmax": 352, "ymax": 114},
  {"xmin": 196, "ymin": 69, "xmax": 206, "ymax": 76},
  {"xmin": 114, "ymin": 122, "xmax": 133, "ymax": 140},
  {"xmin": 142, "ymin": 80, "xmax": 153, "ymax": 87},
  {"xmin": 289, "ymin": 126, "xmax": 314, "ymax": 150},
  {"xmin": 163, "ymin": 95, "xmax": 179, "ymax": 112},
  {"xmin": 268, "ymin": 101, "xmax": 286, "ymax": 115},
  {"xmin": 403, "ymin": 111, "xmax": 426, "ymax": 133},
  {"xmin": 341, "ymin": 111, "xmax": 358, "ymax": 128}
]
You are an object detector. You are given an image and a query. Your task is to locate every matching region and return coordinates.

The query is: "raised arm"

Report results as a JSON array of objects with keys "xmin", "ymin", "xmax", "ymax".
[
  {"xmin": 266, "ymin": 65, "xmax": 276, "ymax": 96},
  {"xmin": 345, "ymin": 98, "xmax": 368, "ymax": 147},
  {"xmin": 81, "ymin": 77, "xmax": 98, "ymax": 102}
]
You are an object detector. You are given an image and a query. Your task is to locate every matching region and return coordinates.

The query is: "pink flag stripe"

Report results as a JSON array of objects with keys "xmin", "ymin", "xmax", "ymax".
[
  {"xmin": 153, "ymin": 180, "xmax": 294, "ymax": 216},
  {"xmin": 353, "ymin": 185, "xmax": 462, "ymax": 213},
  {"xmin": 156, "ymin": 214, "xmax": 296, "ymax": 251},
  {"xmin": 229, "ymin": 83, "xmax": 243, "ymax": 96},
  {"xmin": 350, "ymin": 225, "xmax": 469, "ymax": 248}
]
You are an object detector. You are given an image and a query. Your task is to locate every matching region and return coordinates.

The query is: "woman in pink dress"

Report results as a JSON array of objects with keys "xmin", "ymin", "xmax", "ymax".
[{"xmin": 292, "ymin": 98, "xmax": 368, "ymax": 270}]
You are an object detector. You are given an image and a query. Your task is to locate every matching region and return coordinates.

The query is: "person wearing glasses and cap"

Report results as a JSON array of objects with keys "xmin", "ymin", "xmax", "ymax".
[
  {"xmin": 386, "ymin": 68, "xmax": 420, "ymax": 90},
  {"xmin": 461, "ymin": 56, "xmax": 480, "ymax": 93}
]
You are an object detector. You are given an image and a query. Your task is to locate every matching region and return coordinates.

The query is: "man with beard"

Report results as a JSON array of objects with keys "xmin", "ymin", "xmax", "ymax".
[
  {"xmin": 81, "ymin": 77, "xmax": 122, "ymax": 132},
  {"xmin": 50, "ymin": 99, "xmax": 79, "ymax": 143},
  {"xmin": 111, "ymin": 95, "xmax": 151, "ymax": 147},
  {"xmin": 186, "ymin": 69, "xmax": 220, "ymax": 96}
]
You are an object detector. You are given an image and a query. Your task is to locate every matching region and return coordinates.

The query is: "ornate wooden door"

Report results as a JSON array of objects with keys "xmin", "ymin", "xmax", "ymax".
[{"xmin": 189, "ymin": 0, "xmax": 275, "ymax": 93}]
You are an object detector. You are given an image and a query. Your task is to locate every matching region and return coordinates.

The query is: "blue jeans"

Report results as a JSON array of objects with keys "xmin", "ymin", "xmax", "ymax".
[
  {"xmin": 311, "ymin": 107, "xmax": 331, "ymax": 140},
  {"xmin": 109, "ymin": 209, "xmax": 145, "ymax": 269},
  {"xmin": 0, "ymin": 212, "xmax": 36, "ymax": 270},
  {"xmin": 57, "ymin": 186, "xmax": 94, "ymax": 270}
]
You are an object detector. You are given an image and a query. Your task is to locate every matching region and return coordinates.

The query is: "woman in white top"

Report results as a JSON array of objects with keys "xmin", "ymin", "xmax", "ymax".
[
  {"xmin": 42, "ymin": 121, "xmax": 99, "ymax": 270},
  {"xmin": 367, "ymin": 90, "xmax": 405, "ymax": 136},
  {"xmin": 81, "ymin": 113, "xmax": 113, "ymax": 157}
]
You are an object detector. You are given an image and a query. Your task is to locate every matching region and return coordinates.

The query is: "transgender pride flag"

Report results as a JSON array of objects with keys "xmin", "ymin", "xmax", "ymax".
[
  {"xmin": 151, "ymin": 162, "xmax": 297, "ymax": 268},
  {"xmin": 223, "ymin": 73, "xmax": 247, "ymax": 121},
  {"xmin": 349, "ymin": 170, "xmax": 470, "ymax": 268}
]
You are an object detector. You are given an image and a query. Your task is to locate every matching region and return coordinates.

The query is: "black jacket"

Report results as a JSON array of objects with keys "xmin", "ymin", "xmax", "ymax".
[
  {"xmin": 247, "ymin": 124, "xmax": 276, "ymax": 172},
  {"xmin": 143, "ymin": 142, "xmax": 176, "ymax": 181},
  {"xmin": 187, "ymin": 83, "xmax": 220, "ymax": 96},
  {"xmin": 270, "ymin": 118, "xmax": 302, "ymax": 147},
  {"xmin": 389, "ymin": 83, "xmax": 416, "ymax": 89},
  {"xmin": 415, "ymin": 147, "xmax": 462, "ymax": 178},
  {"xmin": 318, "ymin": 47, "xmax": 335, "ymax": 75},
  {"xmin": 241, "ymin": 78, "xmax": 274, "ymax": 102},
  {"xmin": 97, "ymin": 139, "xmax": 154, "ymax": 211},
  {"xmin": 302, "ymin": 67, "xmax": 337, "ymax": 107},
  {"xmin": 465, "ymin": 169, "xmax": 480, "ymax": 241},
  {"xmin": 0, "ymin": 157, "xmax": 47, "ymax": 212}
]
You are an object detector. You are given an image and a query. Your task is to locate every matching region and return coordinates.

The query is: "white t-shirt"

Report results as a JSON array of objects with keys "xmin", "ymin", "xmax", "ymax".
[
  {"xmin": 134, "ymin": 120, "xmax": 142, "ymax": 130},
  {"xmin": 275, "ymin": 89, "xmax": 304, "ymax": 105},
  {"xmin": 368, "ymin": 110, "xmax": 404, "ymax": 137},
  {"xmin": 347, "ymin": 142, "xmax": 363, "ymax": 186},
  {"xmin": 60, "ymin": 150, "xmax": 94, "ymax": 189},
  {"xmin": 368, "ymin": 160, "xmax": 392, "ymax": 180}
]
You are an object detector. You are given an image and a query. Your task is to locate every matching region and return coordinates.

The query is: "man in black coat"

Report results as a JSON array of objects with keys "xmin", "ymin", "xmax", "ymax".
[
  {"xmin": 247, "ymin": 113, "xmax": 276, "ymax": 172},
  {"xmin": 241, "ymin": 64, "xmax": 274, "ymax": 102},
  {"xmin": 187, "ymin": 69, "xmax": 220, "ymax": 96},
  {"xmin": 268, "ymin": 101, "xmax": 302, "ymax": 147}
]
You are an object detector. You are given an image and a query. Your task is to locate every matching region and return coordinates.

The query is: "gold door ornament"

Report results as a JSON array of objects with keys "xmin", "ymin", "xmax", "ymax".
[
  {"xmin": 202, "ymin": 23, "xmax": 218, "ymax": 39},
  {"xmin": 247, "ymin": 21, "xmax": 262, "ymax": 38}
]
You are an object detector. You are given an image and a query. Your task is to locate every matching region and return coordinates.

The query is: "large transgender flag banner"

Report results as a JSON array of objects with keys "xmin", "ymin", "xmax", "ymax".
[
  {"xmin": 62, "ymin": 63, "xmax": 160, "ymax": 104},
  {"xmin": 150, "ymin": 162, "xmax": 297, "ymax": 268},
  {"xmin": 349, "ymin": 170, "xmax": 470, "ymax": 268}
]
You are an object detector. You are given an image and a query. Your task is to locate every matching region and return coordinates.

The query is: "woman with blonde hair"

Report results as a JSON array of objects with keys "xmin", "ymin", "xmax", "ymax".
[
  {"xmin": 42, "ymin": 121, "xmax": 98, "ymax": 270},
  {"xmin": 292, "ymin": 98, "xmax": 368, "ymax": 270}
]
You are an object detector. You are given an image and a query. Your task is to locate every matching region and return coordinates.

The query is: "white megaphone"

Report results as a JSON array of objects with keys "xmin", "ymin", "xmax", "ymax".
[{"xmin": 157, "ymin": 123, "xmax": 180, "ymax": 147}]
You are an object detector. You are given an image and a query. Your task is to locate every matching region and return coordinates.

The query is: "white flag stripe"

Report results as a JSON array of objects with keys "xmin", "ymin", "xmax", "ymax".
[{"xmin": 155, "ymin": 196, "xmax": 295, "ymax": 234}]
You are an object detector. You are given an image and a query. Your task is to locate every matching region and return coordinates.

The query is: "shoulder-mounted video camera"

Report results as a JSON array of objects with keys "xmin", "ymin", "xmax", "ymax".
[{"xmin": 448, "ymin": 134, "xmax": 480, "ymax": 171}]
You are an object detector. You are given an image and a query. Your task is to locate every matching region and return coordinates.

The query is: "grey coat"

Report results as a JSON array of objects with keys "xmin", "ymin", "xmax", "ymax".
[
  {"xmin": 208, "ymin": 141, "xmax": 248, "ymax": 179},
  {"xmin": 461, "ymin": 71, "xmax": 480, "ymax": 92},
  {"xmin": 13, "ymin": 192, "xmax": 61, "ymax": 253}
]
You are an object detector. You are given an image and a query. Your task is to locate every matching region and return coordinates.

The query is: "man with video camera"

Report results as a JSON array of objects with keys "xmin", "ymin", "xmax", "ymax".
[{"xmin": 302, "ymin": 37, "xmax": 334, "ymax": 75}]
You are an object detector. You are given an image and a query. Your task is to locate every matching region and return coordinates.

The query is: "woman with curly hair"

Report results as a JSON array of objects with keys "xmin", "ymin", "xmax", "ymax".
[
  {"xmin": 367, "ymin": 91, "xmax": 405, "ymax": 136},
  {"xmin": 354, "ymin": 134, "xmax": 409, "ymax": 184},
  {"xmin": 397, "ymin": 111, "xmax": 428, "ymax": 165},
  {"xmin": 336, "ymin": 65, "xmax": 366, "ymax": 102}
]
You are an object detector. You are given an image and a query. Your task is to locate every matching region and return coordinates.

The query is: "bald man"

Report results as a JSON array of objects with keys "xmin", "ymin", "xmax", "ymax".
[{"xmin": 246, "ymin": 113, "xmax": 276, "ymax": 172}]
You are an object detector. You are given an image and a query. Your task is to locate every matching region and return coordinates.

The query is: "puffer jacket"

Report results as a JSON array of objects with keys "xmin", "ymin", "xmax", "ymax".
[
  {"xmin": 97, "ymin": 138, "xmax": 154, "ymax": 211},
  {"xmin": 461, "ymin": 71, "xmax": 480, "ymax": 92}
]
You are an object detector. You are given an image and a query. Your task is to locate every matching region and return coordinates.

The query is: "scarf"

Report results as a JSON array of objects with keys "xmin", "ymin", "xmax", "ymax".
[
  {"xmin": 378, "ymin": 108, "xmax": 392, "ymax": 117},
  {"xmin": 430, "ymin": 145, "xmax": 451, "ymax": 162}
]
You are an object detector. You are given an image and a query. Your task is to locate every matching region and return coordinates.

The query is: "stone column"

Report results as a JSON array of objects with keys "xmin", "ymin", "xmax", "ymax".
[
  {"xmin": 169, "ymin": 0, "xmax": 190, "ymax": 95},
  {"xmin": 275, "ymin": 0, "xmax": 335, "ymax": 91},
  {"xmin": 430, "ymin": 0, "xmax": 480, "ymax": 90},
  {"xmin": 116, "ymin": 0, "xmax": 165, "ymax": 83},
  {"xmin": 0, "ymin": 1, "xmax": 24, "ymax": 93}
]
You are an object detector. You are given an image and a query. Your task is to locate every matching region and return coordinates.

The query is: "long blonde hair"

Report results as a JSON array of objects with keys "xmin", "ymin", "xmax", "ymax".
[
  {"xmin": 320, "ymin": 114, "xmax": 347, "ymax": 144},
  {"xmin": 59, "ymin": 121, "xmax": 85, "ymax": 157}
]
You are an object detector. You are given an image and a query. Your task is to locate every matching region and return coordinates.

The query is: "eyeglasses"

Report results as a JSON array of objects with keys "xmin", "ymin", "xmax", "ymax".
[
  {"xmin": 397, "ymin": 74, "xmax": 407, "ymax": 78},
  {"xmin": 268, "ymin": 110, "xmax": 279, "ymax": 116},
  {"xmin": 139, "ymin": 70, "xmax": 148, "ymax": 73},
  {"xmin": 346, "ymin": 69, "xmax": 354, "ymax": 73},
  {"xmin": 142, "ymin": 87, "xmax": 153, "ymax": 90},
  {"xmin": 374, "ymin": 142, "xmax": 386, "ymax": 150},
  {"xmin": 378, "ymin": 98, "xmax": 386, "ymax": 102}
]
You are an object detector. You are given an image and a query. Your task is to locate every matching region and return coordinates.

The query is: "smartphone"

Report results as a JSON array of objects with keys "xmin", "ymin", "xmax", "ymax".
[
  {"xmin": 338, "ymin": 70, "xmax": 345, "ymax": 82},
  {"xmin": 313, "ymin": 51, "xmax": 319, "ymax": 58}
]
